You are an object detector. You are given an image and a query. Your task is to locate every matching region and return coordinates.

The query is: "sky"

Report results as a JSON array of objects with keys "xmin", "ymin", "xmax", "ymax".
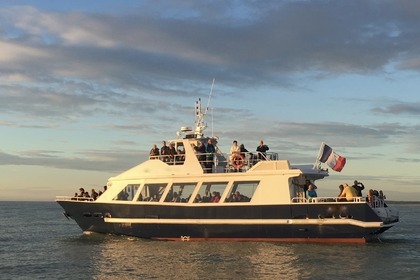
[{"xmin": 1, "ymin": 0, "xmax": 420, "ymax": 201}]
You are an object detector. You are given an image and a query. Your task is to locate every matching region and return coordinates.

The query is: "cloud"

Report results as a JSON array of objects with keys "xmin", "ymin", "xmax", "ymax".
[
  {"xmin": 2, "ymin": 1, "xmax": 420, "ymax": 85},
  {"xmin": 372, "ymin": 101, "xmax": 420, "ymax": 115},
  {"xmin": 0, "ymin": 149, "xmax": 145, "ymax": 173},
  {"xmin": 1, "ymin": 1, "xmax": 420, "ymax": 125}
]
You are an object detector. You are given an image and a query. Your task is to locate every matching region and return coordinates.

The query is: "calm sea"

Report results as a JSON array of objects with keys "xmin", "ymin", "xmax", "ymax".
[{"xmin": 0, "ymin": 201, "xmax": 419, "ymax": 280}]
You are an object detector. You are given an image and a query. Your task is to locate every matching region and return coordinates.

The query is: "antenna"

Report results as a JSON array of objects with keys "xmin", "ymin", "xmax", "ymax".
[
  {"xmin": 204, "ymin": 78, "xmax": 215, "ymax": 116},
  {"xmin": 193, "ymin": 78, "xmax": 215, "ymax": 138}
]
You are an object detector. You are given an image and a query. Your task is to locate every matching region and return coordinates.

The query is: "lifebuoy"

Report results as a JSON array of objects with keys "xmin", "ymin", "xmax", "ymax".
[{"xmin": 231, "ymin": 153, "xmax": 245, "ymax": 169}]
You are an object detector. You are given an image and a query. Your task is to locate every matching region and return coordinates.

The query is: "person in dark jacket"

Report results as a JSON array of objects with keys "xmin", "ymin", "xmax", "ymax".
[
  {"xmin": 256, "ymin": 140, "xmax": 269, "ymax": 160},
  {"xmin": 352, "ymin": 180, "xmax": 365, "ymax": 196}
]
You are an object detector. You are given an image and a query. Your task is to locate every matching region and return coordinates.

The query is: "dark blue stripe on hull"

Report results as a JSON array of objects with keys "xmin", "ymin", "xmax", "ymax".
[
  {"xmin": 112, "ymin": 223, "xmax": 382, "ymax": 241},
  {"xmin": 57, "ymin": 201, "xmax": 390, "ymax": 242}
]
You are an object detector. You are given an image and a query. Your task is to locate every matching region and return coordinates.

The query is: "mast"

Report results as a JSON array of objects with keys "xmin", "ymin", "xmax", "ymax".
[{"xmin": 194, "ymin": 78, "xmax": 215, "ymax": 139}]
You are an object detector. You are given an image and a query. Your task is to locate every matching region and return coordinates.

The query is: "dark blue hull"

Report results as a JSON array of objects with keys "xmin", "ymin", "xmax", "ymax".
[{"xmin": 57, "ymin": 201, "xmax": 395, "ymax": 243}]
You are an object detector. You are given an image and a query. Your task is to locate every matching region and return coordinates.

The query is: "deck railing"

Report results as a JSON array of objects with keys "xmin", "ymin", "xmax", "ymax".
[
  {"xmin": 291, "ymin": 196, "xmax": 388, "ymax": 208},
  {"xmin": 149, "ymin": 151, "xmax": 278, "ymax": 173},
  {"xmin": 55, "ymin": 196, "xmax": 94, "ymax": 201},
  {"xmin": 291, "ymin": 196, "xmax": 366, "ymax": 203}
]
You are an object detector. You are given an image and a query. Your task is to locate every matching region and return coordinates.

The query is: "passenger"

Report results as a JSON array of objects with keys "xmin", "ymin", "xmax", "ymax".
[
  {"xmin": 194, "ymin": 141, "xmax": 206, "ymax": 163},
  {"xmin": 168, "ymin": 143, "xmax": 177, "ymax": 163},
  {"xmin": 171, "ymin": 192, "xmax": 180, "ymax": 202},
  {"xmin": 83, "ymin": 191, "xmax": 90, "ymax": 199},
  {"xmin": 306, "ymin": 184, "xmax": 317, "ymax": 201},
  {"xmin": 194, "ymin": 194, "xmax": 202, "ymax": 203},
  {"xmin": 118, "ymin": 190, "xmax": 128, "ymax": 200},
  {"xmin": 160, "ymin": 141, "xmax": 170, "ymax": 162},
  {"xmin": 177, "ymin": 146, "xmax": 185, "ymax": 163},
  {"xmin": 98, "ymin": 186, "xmax": 106, "ymax": 197},
  {"xmin": 72, "ymin": 192, "xmax": 78, "ymax": 200},
  {"xmin": 337, "ymin": 185, "xmax": 346, "ymax": 201},
  {"xmin": 201, "ymin": 190, "xmax": 212, "ymax": 202},
  {"xmin": 91, "ymin": 189, "xmax": 98, "ymax": 200},
  {"xmin": 256, "ymin": 140, "xmax": 269, "ymax": 160},
  {"xmin": 211, "ymin": 191, "xmax": 220, "ymax": 203},
  {"xmin": 205, "ymin": 139, "xmax": 216, "ymax": 173},
  {"xmin": 339, "ymin": 183, "xmax": 357, "ymax": 201},
  {"xmin": 229, "ymin": 140, "xmax": 240, "ymax": 160},
  {"xmin": 352, "ymin": 180, "xmax": 365, "ymax": 196},
  {"xmin": 235, "ymin": 191, "xmax": 244, "ymax": 202},
  {"xmin": 149, "ymin": 144, "xmax": 160, "ymax": 158},
  {"xmin": 78, "ymin": 188, "xmax": 85, "ymax": 197},
  {"xmin": 379, "ymin": 190, "xmax": 386, "ymax": 200},
  {"xmin": 304, "ymin": 180, "xmax": 317, "ymax": 193},
  {"xmin": 239, "ymin": 144, "xmax": 251, "ymax": 163},
  {"xmin": 150, "ymin": 194, "xmax": 159, "ymax": 202}
]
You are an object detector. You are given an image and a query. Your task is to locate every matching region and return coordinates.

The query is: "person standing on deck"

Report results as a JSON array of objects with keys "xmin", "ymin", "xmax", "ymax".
[
  {"xmin": 256, "ymin": 140, "xmax": 269, "ymax": 160},
  {"xmin": 149, "ymin": 144, "xmax": 160, "ymax": 158},
  {"xmin": 352, "ymin": 180, "xmax": 365, "ymax": 196},
  {"xmin": 205, "ymin": 138, "xmax": 216, "ymax": 173},
  {"xmin": 160, "ymin": 141, "xmax": 170, "ymax": 162},
  {"xmin": 229, "ymin": 140, "xmax": 240, "ymax": 160},
  {"xmin": 306, "ymin": 184, "xmax": 317, "ymax": 201}
]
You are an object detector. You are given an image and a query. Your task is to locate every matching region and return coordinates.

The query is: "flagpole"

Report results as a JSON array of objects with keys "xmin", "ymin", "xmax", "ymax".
[{"xmin": 313, "ymin": 142, "xmax": 324, "ymax": 169}]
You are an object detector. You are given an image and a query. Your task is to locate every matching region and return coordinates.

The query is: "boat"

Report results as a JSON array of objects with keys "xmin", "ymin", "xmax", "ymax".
[{"xmin": 56, "ymin": 97, "xmax": 399, "ymax": 243}]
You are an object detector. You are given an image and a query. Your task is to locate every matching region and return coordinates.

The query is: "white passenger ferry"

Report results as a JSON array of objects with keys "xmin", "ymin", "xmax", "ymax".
[{"xmin": 56, "ymin": 98, "xmax": 399, "ymax": 243}]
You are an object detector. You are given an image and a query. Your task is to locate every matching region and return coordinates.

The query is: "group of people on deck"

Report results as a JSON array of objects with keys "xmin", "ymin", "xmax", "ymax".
[
  {"xmin": 230, "ymin": 139, "xmax": 269, "ymax": 160},
  {"xmin": 73, "ymin": 185, "xmax": 107, "ymax": 201},
  {"xmin": 149, "ymin": 141, "xmax": 185, "ymax": 163},
  {"xmin": 305, "ymin": 180, "xmax": 367, "ymax": 202},
  {"xmin": 149, "ymin": 138, "xmax": 270, "ymax": 173},
  {"xmin": 193, "ymin": 139, "xmax": 216, "ymax": 173},
  {"xmin": 337, "ymin": 180, "xmax": 365, "ymax": 201}
]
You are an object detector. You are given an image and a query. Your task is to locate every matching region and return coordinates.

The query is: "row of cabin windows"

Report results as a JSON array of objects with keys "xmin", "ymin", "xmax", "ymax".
[{"xmin": 113, "ymin": 181, "xmax": 259, "ymax": 203}]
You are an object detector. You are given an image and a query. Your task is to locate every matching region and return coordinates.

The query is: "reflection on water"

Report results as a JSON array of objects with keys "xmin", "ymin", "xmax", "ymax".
[
  {"xmin": 64, "ymin": 207, "xmax": 420, "ymax": 280},
  {"xmin": 3, "ymin": 202, "xmax": 417, "ymax": 279},
  {"xmin": 57, "ymin": 202, "xmax": 420, "ymax": 279},
  {"xmin": 70, "ymin": 235, "xmax": 371, "ymax": 279}
]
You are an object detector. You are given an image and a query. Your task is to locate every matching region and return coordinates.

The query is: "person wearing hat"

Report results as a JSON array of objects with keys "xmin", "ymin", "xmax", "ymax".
[{"xmin": 339, "ymin": 183, "xmax": 357, "ymax": 201}]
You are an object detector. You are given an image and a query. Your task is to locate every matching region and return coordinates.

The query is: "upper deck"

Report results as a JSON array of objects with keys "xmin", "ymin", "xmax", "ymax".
[{"xmin": 111, "ymin": 136, "xmax": 329, "ymax": 181}]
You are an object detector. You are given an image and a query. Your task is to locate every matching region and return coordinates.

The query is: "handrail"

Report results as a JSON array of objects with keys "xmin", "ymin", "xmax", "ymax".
[
  {"xmin": 148, "ymin": 151, "xmax": 279, "ymax": 173},
  {"xmin": 291, "ymin": 196, "xmax": 367, "ymax": 203},
  {"xmin": 56, "ymin": 196, "xmax": 94, "ymax": 201}
]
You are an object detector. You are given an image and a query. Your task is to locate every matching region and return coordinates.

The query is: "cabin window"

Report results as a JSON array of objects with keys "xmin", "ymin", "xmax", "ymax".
[
  {"xmin": 194, "ymin": 182, "xmax": 228, "ymax": 203},
  {"xmin": 165, "ymin": 183, "xmax": 197, "ymax": 203},
  {"xmin": 225, "ymin": 181, "xmax": 259, "ymax": 202},
  {"xmin": 113, "ymin": 184, "xmax": 140, "ymax": 201},
  {"xmin": 135, "ymin": 183, "xmax": 168, "ymax": 202}
]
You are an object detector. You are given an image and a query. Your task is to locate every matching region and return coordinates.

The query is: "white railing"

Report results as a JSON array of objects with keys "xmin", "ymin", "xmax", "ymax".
[
  {"xmin": 55, "ymin": 196, "xmax": 94, "ymax": 201},
  {"xmin": 149, "ymin": 151, "xmax": 279, "ymax": 173},
  {"xmin": 291, "ymin": 196, "xmax": 367, "ymax": 203}
]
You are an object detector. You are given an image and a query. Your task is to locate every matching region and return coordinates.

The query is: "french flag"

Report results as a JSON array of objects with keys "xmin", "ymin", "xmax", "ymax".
[{"xmin": 317, "ymin": 143, "xmax": 346, "ymax": 172}]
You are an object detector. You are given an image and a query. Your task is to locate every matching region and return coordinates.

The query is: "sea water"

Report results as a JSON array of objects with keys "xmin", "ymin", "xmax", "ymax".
[{"xmin": 0, "ymin": 201, "xmax": 419, "ymax": 280}]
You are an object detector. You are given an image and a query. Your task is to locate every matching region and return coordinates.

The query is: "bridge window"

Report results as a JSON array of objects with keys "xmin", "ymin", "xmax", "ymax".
[
  {"xmin": 135, "ymin": 183, "xmax": 168, "ymax": 202},
  {"xmin": 165, "ymin": 183, "xmax": 197, "ymax": 202},
  {"xmin": 194, "ymin": 182, "xmax": 228, "ymax": 203},
  {"xmin": 113, "ymin": 184, "xmax": 139, "ymax": 201},
  {"xmin": 225, "ymin": 181, "xmax": 259, "ymax": 202}
]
